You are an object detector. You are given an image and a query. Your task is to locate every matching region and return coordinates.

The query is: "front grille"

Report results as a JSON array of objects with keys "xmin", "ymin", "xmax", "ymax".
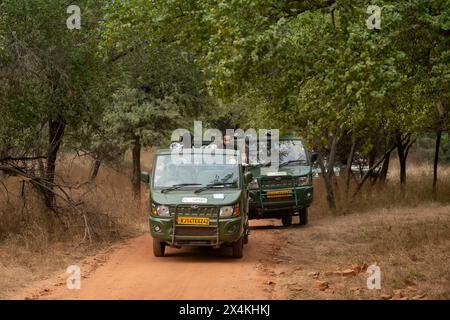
[
  {"xmin": 260, "ymin": 177, "xmax": 295, "ymax": 188},
  {"xmin": 170, "ymin": 205, "xmax": 218, "ymax": 217},
  {"xmin": 175, "ymin": 227, "xmax": 217, "ymax": 236},
  {"xmin": 264, "ymin": 195, "xmax": 294, "ymax": 202},
  {"xmin": 176, "ymin": 240, "xmax": 213, "ymax": 245}
]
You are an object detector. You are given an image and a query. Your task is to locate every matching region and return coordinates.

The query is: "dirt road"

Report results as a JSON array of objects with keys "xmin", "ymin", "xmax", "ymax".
[
  {"xmin": 19, "ymin": 220, "xmax": 286, "ymax": 300},
  {"xmin": 12, "ymin": 205, "xmax": 450, "ymax": 300}
]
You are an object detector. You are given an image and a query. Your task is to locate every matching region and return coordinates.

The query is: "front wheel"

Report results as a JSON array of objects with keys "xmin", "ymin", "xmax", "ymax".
[
  {"xmin": 244, "ymin": 223, "xmax": 249, "ymax": 244},
  {"xmin": 232, "ymin": 236, "xmax": 244, "ymax": 259},
  {"xmin": 153, "ymin": 238, "xmax": 166, "ymax": 257},
  {"xmin": 281, "ymin": 212, "xmax": 292, "ymax": 227},
  {"xmin": 299, "ymin": 208, "xmax": 309, "ymax": 225}
]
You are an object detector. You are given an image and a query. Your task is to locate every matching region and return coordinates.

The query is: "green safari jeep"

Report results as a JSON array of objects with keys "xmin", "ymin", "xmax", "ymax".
[
  {"xmin": 141, "ymin": 148, "xmax": 250, "ymax": 258},
  {"xmin": 247, "ymin": 137, "xmax": 316, "ymax": 226}
]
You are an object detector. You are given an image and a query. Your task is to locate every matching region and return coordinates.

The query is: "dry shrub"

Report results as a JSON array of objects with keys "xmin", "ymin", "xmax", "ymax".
[
  {"xmin": 1, "ymin": 180, "xmax": 54, "ymax": 250},
  {"xmin": 0, "ymin": 151, "xmax": 152, "ymax": 297},
  {"xmin": 279, "ymin": 204, "xmax": 450, "ymax": 299},
  {"xmin": 57, "ymin": 153, "xmax": 149, "ymax": 237},
  {"xmin": 0, "ymin": 149, "xmax": 155, "ymax": 248},
  {"xmin": 310, "ymin": 162, "xmax": 450, "ymax": 219},
  {"xmin": 280, "ymin": 161, "xmax": 450, "ymax": 299}
]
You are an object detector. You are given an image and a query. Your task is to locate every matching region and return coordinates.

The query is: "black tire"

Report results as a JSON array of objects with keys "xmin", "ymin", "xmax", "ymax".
[
  {"xmin": 299, "ymin": 208, "xmax": 309, "ymax": 226},
  {"xmin": 244, "ymin": 223, "xmax": 249, "ymax": 244},
  {"xmin": 153, "ymin": 238, "xmax": 165, "ymax": 257},
  {"xmin": 232, "ymin": 236, "xmax": 244, "ymax": 259},
  {"xmin": 281, "ymin": 212, "xmax": 292, "ymax": 227}
]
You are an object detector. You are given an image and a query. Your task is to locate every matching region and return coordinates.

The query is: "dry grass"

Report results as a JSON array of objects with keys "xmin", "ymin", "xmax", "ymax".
[
  {"xmin": 276, "ymin": 204, "xmax": 450, "ymax": 299},
  {"xmin": 0, "ymin": 150, "xmax": 153, "ymax": 298},
  {"xmin": 1, "ymin": 150, "xmax": 449, "ymax": 299},
  {"xmin": 275, "ymin": 161, "xmax": 450, "ymax": 300},
  {"xmin": 311, "ymin": 162, "xmax": 450, "ymax": 219},
  {"xmin": 57, "ymin": 153, "xmax": 149, "ymax": 233}
]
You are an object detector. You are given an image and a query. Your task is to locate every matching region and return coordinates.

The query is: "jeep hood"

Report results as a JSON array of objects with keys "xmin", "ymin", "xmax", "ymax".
[
  {"xmin": 150, "ymin": 189, "xmax": 243, "ymax": 206},
  {"xmin": 249, "ymin": 165, "xmax": 311, "ymax": 178}
]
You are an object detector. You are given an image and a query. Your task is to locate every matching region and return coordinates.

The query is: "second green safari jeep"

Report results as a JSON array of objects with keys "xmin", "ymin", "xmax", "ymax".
[
  {"xmin": 247, "ymin": 137, "xmax": 316, "ymax": 226},
  {"xmin": 141, "ymin": 148, "xmax": 250, "ymax": 258}
]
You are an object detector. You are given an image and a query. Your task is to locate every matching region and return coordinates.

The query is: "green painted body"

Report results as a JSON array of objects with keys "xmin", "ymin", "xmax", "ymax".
[
  {"xmin": 247, "ymin": 138, "xmax": 314, "ymax": 219},
  {"xmin": 146, "ymin": 149, "xmax": 248, "ymax": 248}
]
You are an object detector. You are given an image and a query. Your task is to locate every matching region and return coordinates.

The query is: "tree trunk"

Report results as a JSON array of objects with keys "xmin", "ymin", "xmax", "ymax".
[
  {"xmin": 433, "ymin": 99, "xmax": 445, "ymax": 198},
  {"xmin": 345, "ymin": 136, "xmax": 356, "ymax": 197},
  {"xmin": 318, "ymin": 156, "xmax": 336, "ymax": 211},
  {"xmin": 90, "ymin": 157, "xmax": 102, "ymax": 181},
  {"xmin": 353, "ymin": 142, "xmax": 397, "ymax": 197},
  {"xmin": 395, "ymin": 131, "xmax": 412, "ymax": 186},
  {"xmin": 379, "ymin": 150, "xmax": 391, "ymax": 183},
  {"xmin": 433, "ymin": 128, "xmax": 442, "ymax": 198},
  {"xmin": 368, "ymin": 146, "xmax": 377, "ymax": 171},
  {"xmin": 318, "ymin": 132, "xmax": 339, "ymax": 212},
  {"xmin": 44, "ymin": 119, "xmax": 66, "ymax": 207},
  {"xmin": 131, "ymin": 136, "xmax": 141, "ymax": 198}
]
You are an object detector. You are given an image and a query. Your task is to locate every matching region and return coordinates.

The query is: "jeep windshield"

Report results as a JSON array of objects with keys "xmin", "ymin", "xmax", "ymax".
[
  {"xmin": 250, "ymin": 139, "xmax": 308, "ymax": 167},
  {"xmin": 153, "ymin": 154, "xmax": 240, "ymax": 191}
]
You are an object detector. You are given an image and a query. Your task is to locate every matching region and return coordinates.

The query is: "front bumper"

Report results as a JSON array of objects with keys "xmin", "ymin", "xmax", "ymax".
[
  {"xmin": 149, "ymin": 206, "xmax": 244, "ymax": 247},
  {"xmin": 249, "ymin": 185, "xmax": 313, "ymax": 215}
]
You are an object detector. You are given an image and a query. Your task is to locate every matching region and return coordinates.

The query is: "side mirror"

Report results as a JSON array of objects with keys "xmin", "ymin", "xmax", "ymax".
[
  {"xmin": 244, "ymin": 172, "xmax": 253, "ymax": 185},
  {"xmin": 310, "ymin": 153, "xmax": 318, "ymax": 164},
  {"xmin": 140, "ymin": 171, "xmax": 150, "ymax": 185}
]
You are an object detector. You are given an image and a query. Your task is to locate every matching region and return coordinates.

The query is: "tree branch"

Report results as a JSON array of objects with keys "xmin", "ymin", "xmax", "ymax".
[{"xmin": 0, "ymin": 155, "xmax": 46, "ymax": 162}]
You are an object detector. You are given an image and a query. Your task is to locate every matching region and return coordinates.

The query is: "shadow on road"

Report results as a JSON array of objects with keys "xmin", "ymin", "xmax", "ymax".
[
  {"xmin": 162, "ymin": 246, "xmax": 245, "ymax": 262},
  {"xmin": 249, "ymin": 224, "xmax": 284, "ymax": 231},
  {"xmin": 156, "ymin": 219, "xmax": 286, "ymax": 261}
]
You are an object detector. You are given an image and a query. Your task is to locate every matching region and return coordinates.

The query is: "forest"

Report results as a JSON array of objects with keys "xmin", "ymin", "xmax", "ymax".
[{"xmin": 0, "ymin": 0, "xmax": 449, "ymax": 300}]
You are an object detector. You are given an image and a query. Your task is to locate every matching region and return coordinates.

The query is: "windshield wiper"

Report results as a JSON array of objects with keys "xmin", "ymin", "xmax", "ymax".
[
  {"xmin": 250, "ymin": 162, "xmax": 271, "ymax": 168},
  {"xmin": 161, "ymin": 183, "xmax": 201, "ymax": 193},
  {"xmin": 280, "ymin": 160, "xmax": 307, "ymax": 167},
  {"xmin": 220, "ymin": 172, "xmax": 234, "ymax": 182},
  {"xmin": 194, "ymin": 181, "xmax": 238, "ymax": 194}
]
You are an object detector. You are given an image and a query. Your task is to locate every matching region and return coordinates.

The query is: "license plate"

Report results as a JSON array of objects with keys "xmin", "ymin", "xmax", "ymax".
[
  {"xmin": 267, "ymin": 189, "xmax": 293, "ymax": 198},
  {"xmin": 177, "ymin": 217, "xmax": 210, "ymax": 225}
]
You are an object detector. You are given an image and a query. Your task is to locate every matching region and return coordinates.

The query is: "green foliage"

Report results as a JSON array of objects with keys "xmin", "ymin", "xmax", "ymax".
[
  {"xmin": 1, "ymin": 0, "xmax": 449, "ymax": 196},
  {"xmin": 0, "ymin": 0, "xmax": 108, "ymax": 150},
  {"xmin": 100, "ymin": 45, "xmax": 210, "ymax": 149},
  {"xmin": 145, "ymin": 0, "xmax": 450, "ymax": 154},
  {"xmin": 105, "ymin": 87, "xmax": 181, "ymax": 148}
]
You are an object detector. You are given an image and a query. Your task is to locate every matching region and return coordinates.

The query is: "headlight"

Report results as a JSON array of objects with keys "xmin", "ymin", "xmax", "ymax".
[
  {"xmin": 220, "ymin": 206, "xmax": 239, "ymax": 217},
  {"xmin": 248, "ymin": 179, "xmax": 259, "ymax": 189},
  {"xmin": 297, "ymin": 176, "xmax": 311, "ymax": 186},
  {"xmin": 151, "ymin": 204, "xmax": 171, "ymax": 217}
]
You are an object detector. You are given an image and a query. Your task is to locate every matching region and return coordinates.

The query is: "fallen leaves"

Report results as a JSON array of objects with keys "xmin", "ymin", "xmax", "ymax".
[
  {"xmin": 350, "ymin": 286, "xmax": 361, "ymax": 295},
  {"xmin": 295, "ymin": 263, "xmax": 427, "ymax": 300},
  {"xmin": 341, "ymin": 269, "xmax": 357, "ymax": 277},
  {"xmin": 393, "ymin": 289, "xmax": 403, "ymax": 299},
  {"xmin": 351, "ymin": 263, "xmax": 369, "ymax": 274},
  {"xmin": 323, "ymin": 263, "xmax": 369, "ymax": 278},
  {"xmin": 307, "ymin": 271, "xmax": 319, "ymax": 279},
  {"xmin": 289, "ymin": 285, "xmax": 303, "ymax": 292},
  {"xmin": 308, "ymin": 263, "xmax": 370, "ymax": 295},
  {"xmin": 324, "ymin": 288, "xmax": 335, "ymax": 294},
  {"xmin": 315, "ymin": 281, "xmax": 329, "ymax": 291},
  {"xmin": 380, "ymin": 287, "xmax": 425, "ymax": 300}
]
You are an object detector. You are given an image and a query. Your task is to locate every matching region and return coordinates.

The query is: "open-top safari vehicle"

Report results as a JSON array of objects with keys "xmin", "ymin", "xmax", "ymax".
[
  {"xmin": 141, "ymin": 147, "xmax": 250, "ymax": 258},
  {"xmin": 246, "ymin": 137, "xmax": 316, "ymax": 226}
]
